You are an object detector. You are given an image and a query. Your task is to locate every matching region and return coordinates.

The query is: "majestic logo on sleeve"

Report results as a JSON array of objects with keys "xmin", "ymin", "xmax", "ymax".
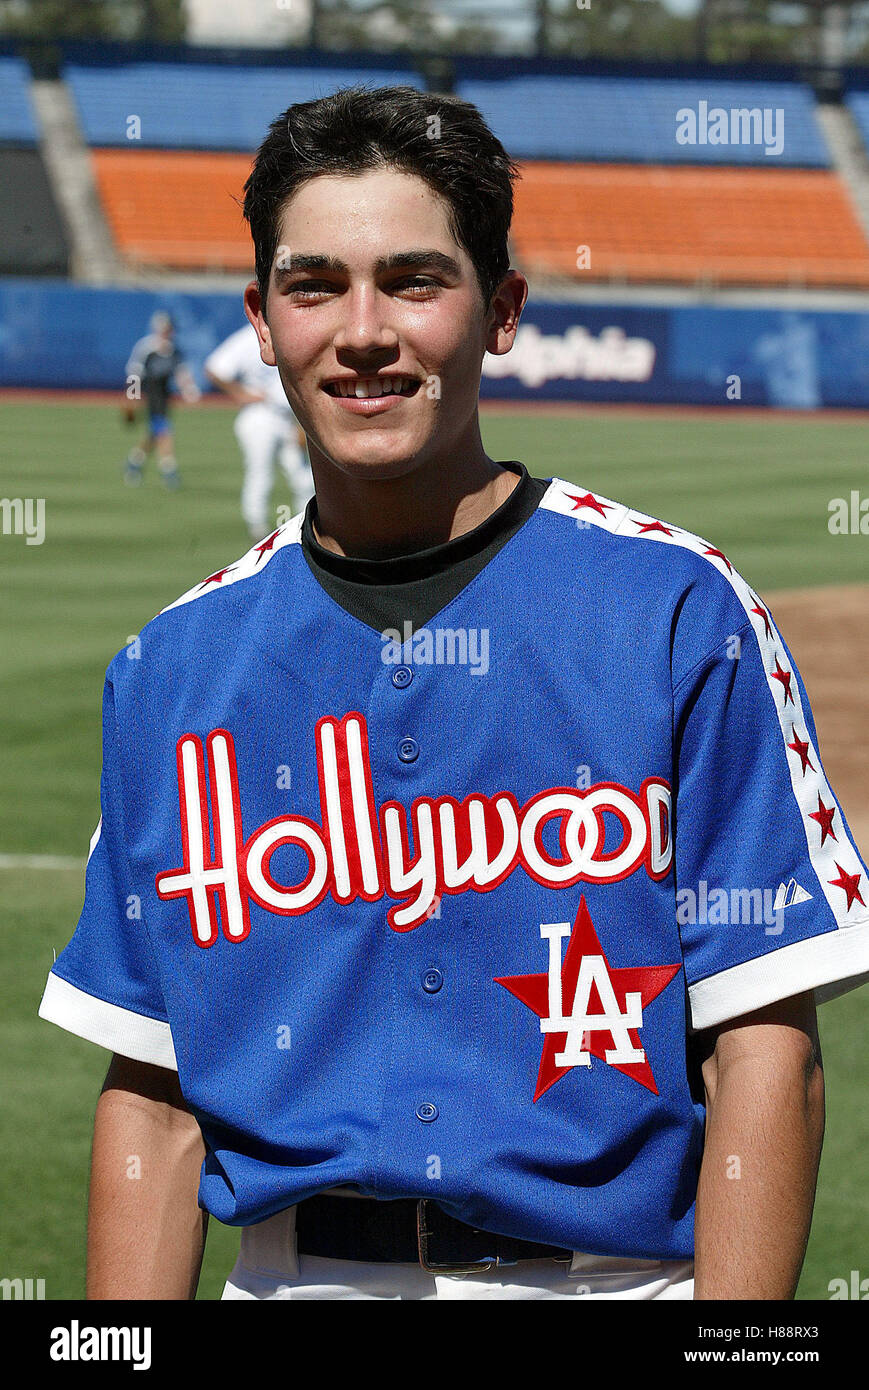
[
  {"xmin": 496, "ymin": 897, "xmax": 682, "ymax": 1099},
  {"xmin": 156, "ymin": 713, "xmax": 672, "ymax": 944}
]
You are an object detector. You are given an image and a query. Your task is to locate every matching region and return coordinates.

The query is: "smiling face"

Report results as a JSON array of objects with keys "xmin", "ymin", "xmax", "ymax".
[{"xmin": 245, "ymin": 166, "xmax": 517, "ymax": 484}]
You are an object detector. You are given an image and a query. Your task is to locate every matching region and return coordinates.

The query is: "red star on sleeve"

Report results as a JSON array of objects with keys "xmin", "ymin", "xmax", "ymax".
[
  {"xmin": 786, "ymin": 727, "xmax": 815, "ymax": 775},
  {"xmin": 770, "ymin": 656, "xmax": 795, "ymax": 706},
  {"xmin": 703, "ymin": 546, "xmax": 733, "ymax": 573},
  {"xmin": 495, "ymin": 897, "xmax": 681, "ymax": 1101},
  {"xmin": 567, "ymin": 492, "xmax": 614, "ymax": 518},
  {"xmin": 633, "ymin": 520, "xmax": 678, "ymax": 536},
  {"xmin": 750, "ymin": 601, "xmax": 773, "ymax": 640},
  {"xmin": 809, "ymin": 796, "xmax": 837, "ymax": 846},
  {"xmin": 828, "ymin": 864, "xmax": 865, "ymax": 911},
  {"xmin": 254, "ymin": 529, "xmax": 282, "ymax": 563},
  {"xmin": 199, "ymin": 565, "xmax": 236, "ymax": 589}
]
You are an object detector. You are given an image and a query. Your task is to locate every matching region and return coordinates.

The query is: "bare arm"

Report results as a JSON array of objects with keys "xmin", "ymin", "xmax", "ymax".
[
  {"xmin": 693, "ymin": 990, "xmax": 824, "ymax": 1300},
  {"xmin": 204, "ymin": 367, "xmax": 265, "ymax": 406},
  {"xmin": 176, "ymin": 365, "xmax": 201, "ymax": 404},
  {"xmin": 86, "ymin": 1054, "xmax": 208, "ymax": 1300}
]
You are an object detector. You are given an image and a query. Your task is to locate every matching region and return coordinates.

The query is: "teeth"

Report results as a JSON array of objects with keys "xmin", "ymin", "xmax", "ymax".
[{"xmin": 331, "ymin": 377, "xmax": 414, "ymax": 397}]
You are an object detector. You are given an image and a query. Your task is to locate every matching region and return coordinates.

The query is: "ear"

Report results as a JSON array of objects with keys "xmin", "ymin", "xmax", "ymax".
[
  {"xmin": 243, "ymin": 280, "xmax": 276, "ymax": 367},
  {"xmin": 484, "ymin": 270, "xmax": 528, "ymax": 358}
]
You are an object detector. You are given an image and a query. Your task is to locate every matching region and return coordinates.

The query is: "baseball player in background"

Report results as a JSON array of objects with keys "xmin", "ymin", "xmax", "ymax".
[
  {"xmin": 40, "ymin": 87, "xmax": 869, "ymax": 1301},
  {"xmin": 204, "ymin": 321, "xmax": 314, "ymax": 541},
  {"xmin": 122, "ymin": 311, "xmax": 200, "ymax": 489}
]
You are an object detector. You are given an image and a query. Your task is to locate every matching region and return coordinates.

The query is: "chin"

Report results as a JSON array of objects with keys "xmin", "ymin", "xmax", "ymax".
[{"xmin": 324, "ymin": 436, "xmax": 429, "ymax": 483}]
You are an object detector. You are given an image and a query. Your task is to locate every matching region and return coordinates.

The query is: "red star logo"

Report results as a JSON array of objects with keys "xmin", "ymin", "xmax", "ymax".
[
  {"xmin": 809, "ymin": 796, "xmax": 837, "ymax": 846},
  {"xmin": 751, "ymin": 602, "xmax": 773, "ymax": 640},
  {"xmin": 770, "ymin": 657, "xmax": 795, "ymax": 706},
  {"xmin": 199, "ymin": 565, "xmax": 236, "ymax": 589},
  {"xmin": 567, "ymin": 492, "xmax": 613, "ymax": 518},
  {"xmin": 703, "ymin": 546, "xmax": 733, "ymax": 573},
  {"xmin": 633, "ymin": 520, "xmax": 678, "ymax": 536},
  {"xmin": 254, "ymin": 529, "xmax": 281, "ymax": 563},
  {"xmin": 787, "ymin": 728, "xmax": 814, "ymax": 775},
  {"xmin": 829, "ymin": 864, "xmax": 865, "ymax": 911},
  {"xmin": 495, "ymin": 897, "xmax": 681, "ymax": 1101}
]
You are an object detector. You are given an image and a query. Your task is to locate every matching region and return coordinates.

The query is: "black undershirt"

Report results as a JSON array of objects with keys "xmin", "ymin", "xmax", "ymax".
[{"xmin": 300, "ymin": 462, "xmax": 550, "ymax": 634}]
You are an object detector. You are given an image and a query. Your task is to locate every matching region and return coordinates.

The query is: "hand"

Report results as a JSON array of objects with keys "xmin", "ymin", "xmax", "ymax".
[{"xmin": 121, "ymin": 402, "xmax": 138, "ymax": 425}]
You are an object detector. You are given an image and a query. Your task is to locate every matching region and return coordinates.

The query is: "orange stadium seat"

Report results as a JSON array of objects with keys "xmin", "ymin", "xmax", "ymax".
[
  {"xmin": 512, "ymin": 164, "xmax": 869, "ymax": 288},
  {"xmin": 92, "ymin": 150, "xmax": 869, "ymax": 289},
  {"xmin": 91, "ymin": 150, "xmax": 253, "ymax": 269}
]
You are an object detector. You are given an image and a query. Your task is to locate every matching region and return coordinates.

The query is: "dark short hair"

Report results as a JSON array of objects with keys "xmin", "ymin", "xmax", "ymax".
[{"xmin": 243, "ymin": 85, "xmax": 519, "ymax": 314}]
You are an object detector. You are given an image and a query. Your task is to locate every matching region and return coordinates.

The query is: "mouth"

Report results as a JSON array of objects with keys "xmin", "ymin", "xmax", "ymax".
[{"xmin": 322, "ymin": 375, "xmax": 422, "ymax": 400}]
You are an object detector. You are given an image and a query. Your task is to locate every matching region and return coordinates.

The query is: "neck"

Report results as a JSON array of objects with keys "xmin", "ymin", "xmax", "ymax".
[{"xmin": 309, "ymin": 432, "xmax": 519, "ymax": 561}]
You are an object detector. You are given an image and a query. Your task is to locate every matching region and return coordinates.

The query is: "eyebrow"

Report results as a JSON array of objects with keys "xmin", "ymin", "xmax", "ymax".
[{"xmin": 273, "ymin": 249, "xmax": 462, "ymax": 281}]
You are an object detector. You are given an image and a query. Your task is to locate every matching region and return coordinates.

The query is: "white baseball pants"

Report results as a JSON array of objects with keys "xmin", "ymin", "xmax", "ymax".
[
  {"xmin": 220, "ymin": 1206, "xmax": 694, "ymax": 1301},
  {"xmin": 233, "ymin": 403, "xmax": 314, "ymax": 536}
]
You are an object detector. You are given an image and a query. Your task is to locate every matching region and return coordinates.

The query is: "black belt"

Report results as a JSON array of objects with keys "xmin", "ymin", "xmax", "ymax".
[{"xmin": 294, "ymin": 1194, "xmax": 572, "ymax": 1274}]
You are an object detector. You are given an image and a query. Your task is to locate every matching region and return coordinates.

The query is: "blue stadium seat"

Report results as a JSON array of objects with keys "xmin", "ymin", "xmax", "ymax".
[
  {"xmin": 455, "ymin": 76, "xmax": 829, "ymax": 166},
  {"xmin": 0, "ymin": 57, "xmax": 39, "ymax": 144},
  {"xmin": 846, "ymin": 90, "xmax": 869, "ymax": 157},
  {"xmin": 64, "ymin": 62, "xmax": 424, "ymax": 150}
]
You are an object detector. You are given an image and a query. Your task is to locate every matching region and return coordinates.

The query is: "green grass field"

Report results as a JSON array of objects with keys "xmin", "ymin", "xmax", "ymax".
[{"xmin": 1, "ymin": 399, "xmax": 867, "ymax": 1300}]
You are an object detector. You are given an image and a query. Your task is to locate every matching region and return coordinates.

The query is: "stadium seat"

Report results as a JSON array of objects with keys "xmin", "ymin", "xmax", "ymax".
[
  {"xmin": 0, "ymin": 149, "xmax": 70, "ymax": 274},
  {"xmin": 0, "ymin": 56, "xmax": 39, "ymax": 144},
  {"xmin": 91, "ymin": 151, "xmax": 869, "ymax": 287},
  {"xmin": 65, "ymin": 61, "xmax": 423, "ymax": 150},
  {"xmin": 512, "ymin": 163, "xmax": 869, "ymax": 287},
  {"xmin": 91, "ymin": 150, "xmax": 253, "ymax": 269},
  {"xmin": 456, "ymin": 75, "xmax": 829, "ymax": 167}
]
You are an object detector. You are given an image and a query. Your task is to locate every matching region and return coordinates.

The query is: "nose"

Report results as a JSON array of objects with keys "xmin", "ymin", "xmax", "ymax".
[{"xmin": 332, "ymin": 284, "xmax": 399, "ymax": 366}]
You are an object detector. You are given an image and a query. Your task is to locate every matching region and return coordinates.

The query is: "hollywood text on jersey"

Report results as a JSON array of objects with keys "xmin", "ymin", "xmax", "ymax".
[{"xmin": 155, "ymin": 712, "xmax": 672, "ymax": 944}]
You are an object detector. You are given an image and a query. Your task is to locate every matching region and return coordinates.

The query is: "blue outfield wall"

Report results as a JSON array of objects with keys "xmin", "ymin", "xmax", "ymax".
[{"xmin": 1, "ymin": 280, "xmax": 868, "ymax": 409}]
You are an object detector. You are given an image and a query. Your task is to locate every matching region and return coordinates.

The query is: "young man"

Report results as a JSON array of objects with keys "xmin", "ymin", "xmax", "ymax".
[
  {"xmin": 204, "ymin": 320, "xmax": 314, "ymax": 542},
  {"xmin": 40, "ymin": 87, "xmax": 869, "ymax": 1301},
  {"xmin": 122, "ymin": 310, "xmax": 200, "ymax": 489}
]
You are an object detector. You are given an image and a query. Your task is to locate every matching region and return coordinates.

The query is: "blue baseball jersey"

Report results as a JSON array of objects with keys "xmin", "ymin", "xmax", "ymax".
[{"xmin": 39, "ymin": 477, "xmax": 869, "ymax": 1261}]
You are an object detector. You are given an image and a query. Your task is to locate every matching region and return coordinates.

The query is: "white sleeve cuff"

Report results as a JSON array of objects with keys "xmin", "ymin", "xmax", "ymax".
[
  {"xmin": 688, "ymin": 920, "xmax": 869, "ymax": 1031},
  {"xmin": 38, "ymin": 972, "xmax": 177, "ymax": 1070}
]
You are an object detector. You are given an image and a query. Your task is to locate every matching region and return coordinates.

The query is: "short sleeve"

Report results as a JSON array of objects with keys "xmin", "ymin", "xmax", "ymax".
[
  {"xmin": 37, "ymin": 672, "xmax": 176, "ymax": 1068},
  {"xmin": 125, "ymin": 337, "xmax": 147, "ymax": 379},
  {"xmin": 673, "ymin": 602, "xmax": 869, "ymax": 1032},
  {"xmin": 204, "ymin": 330, "xmax": 244, "ymax": 382}
]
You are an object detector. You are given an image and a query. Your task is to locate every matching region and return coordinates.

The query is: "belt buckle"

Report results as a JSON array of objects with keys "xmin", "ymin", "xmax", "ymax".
[{"xmin": 416, "ymin": 1200, "xmax": 496, "ymax": 1275}]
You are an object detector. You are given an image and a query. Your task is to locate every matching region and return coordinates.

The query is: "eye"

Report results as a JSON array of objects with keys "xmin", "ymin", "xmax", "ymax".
[
  {"xmin": 393, "ymin": 276, "xmax": 439, "ymax": 296},
  {"xmin": 285, "ymin": 280, "xmax": 336, "ymax": 299}
]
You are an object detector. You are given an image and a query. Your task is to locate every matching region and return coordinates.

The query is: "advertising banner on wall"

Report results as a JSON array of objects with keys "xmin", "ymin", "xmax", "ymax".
[{"xmin": 1, "ymin": 281, "xmax": 867, "ymax": 409}]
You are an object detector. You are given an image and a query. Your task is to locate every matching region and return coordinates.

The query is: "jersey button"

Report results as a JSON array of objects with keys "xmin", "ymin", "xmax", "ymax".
[
  {"xmin": 392, "ymin": 665, "xmax": 413, "ymax": 689},
  {"xmin": 421, "ymin": 968, "xmax": 443, "ymax": 993},
  {"xmin": 398, "ymin": 736, "xmax": 419, "ymax": 763},
  {"xmin": 416, "ymin": 1102, "xmax": 439, "ymax": 1123}
]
